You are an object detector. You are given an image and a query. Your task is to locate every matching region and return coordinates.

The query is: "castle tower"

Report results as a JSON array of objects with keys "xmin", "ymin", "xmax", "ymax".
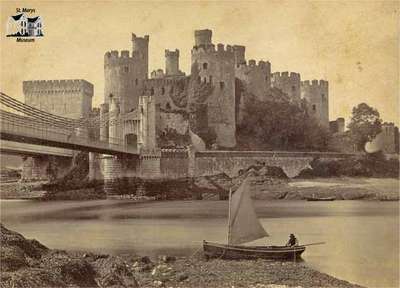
[
  {"xmin": 271, "ymin": 72, "xmax": 301, "ymax": 102},
  {"xmin": 233, "ymin": 45, "xmax": 246, "ymax": 66},
  {"xmin": 191, "ymin": 29, "xmax": 236, "ymax": 148},
  {"xmin": 23, "ymin": 79, "xmax": 93, "ymax": 119},
  {"xmin": 235, "ymin": 59, "xmax": 271, "ymax": 101},
  {"xmin": 301, "ymin": 79, "xmax": 329, "ymax": 128},
  {"xmin": 22, "ymin": 79, "xmax": 93, "ymax": 181},
  {"xmin": 104, "ymin": 34, "xmax": 149, "ymax": 113},
  {"xmin": 132, "ymin": 33, "xmax": 149, "ymax": 78},
  {"xmin": 194, "ymin": 29, "xmax": 212, "ymax": 46},
  {"xmin": 165, "ymin": 49, "xmax": 180, "ymax": 76}
]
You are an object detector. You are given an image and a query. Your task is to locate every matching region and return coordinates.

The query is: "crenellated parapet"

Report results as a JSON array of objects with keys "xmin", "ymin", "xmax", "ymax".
[
  {"xmin": 104, "ymin": 50, "xmax": 136, "ymax": 67},
  {"xmin": 271, "ymin": 71, "xmax": 301, "ymax": 83},
  {"xmin": 301, "ymin": 79, "xmax": 329, "ymax": 89},
  {"xmin": 23, "ymin": 79, "xmax": 93, "ymax": 95},
  {"xmin": 271, "ymin": 71, "xmax": 301, "ymax": 102},
  {"xmin": 151, "ymin": 69, "xmax": 165, "ymax": 79},
  {"xmin": 191, "ymin": 43, "xmax": 235, "ymax": 61}
]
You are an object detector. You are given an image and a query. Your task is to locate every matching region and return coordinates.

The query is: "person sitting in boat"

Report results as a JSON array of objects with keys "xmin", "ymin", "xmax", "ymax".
[{"xmin": 286, "ymin": 234, "xmax": 299, "ymax": 246}]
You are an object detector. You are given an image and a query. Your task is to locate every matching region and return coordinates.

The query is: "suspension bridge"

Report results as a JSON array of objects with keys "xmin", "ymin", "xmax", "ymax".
[{"xmin": 0, "ymin": 92, "xmax": 138, "ymax": 156}]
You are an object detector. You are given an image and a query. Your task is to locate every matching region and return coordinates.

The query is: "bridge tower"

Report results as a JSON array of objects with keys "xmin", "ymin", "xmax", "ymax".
[{"xmin": 22, "ymin": 79, "xmax": 93, "ymax": 181}]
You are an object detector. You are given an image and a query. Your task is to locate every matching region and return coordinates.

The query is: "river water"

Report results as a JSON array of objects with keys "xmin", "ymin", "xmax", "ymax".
[{"xmin": 1, "ymin": 199, "xmax": 398, "ymax": 288}]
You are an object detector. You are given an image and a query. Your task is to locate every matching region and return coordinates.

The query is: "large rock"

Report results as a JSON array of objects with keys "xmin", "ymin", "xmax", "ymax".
[
  {"xmin": 0, "ymin": 224, "xmax": 48, "ymax": 259},
  {"xmin": 40, "ymin": 250, "xmax": 97, "ymax": 287},
  {"xmin": 92, "ymin": 256, "xmax": 139, "ymax": 288},
  {"xmin": 0, "ymin": 224, "xmax": 138, "ymax": 288},
  {"xmin": 0, "ymin": 246, "xmax": 28, "ymax": 272}
]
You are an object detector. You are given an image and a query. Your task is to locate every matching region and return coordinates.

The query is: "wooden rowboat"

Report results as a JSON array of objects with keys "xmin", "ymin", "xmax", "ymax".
[
  {"xmin": 203, "ymin": 241, "xmax": 306, "ymax": 260},
  {"xmin": 203, "ymin": 175, "xmax": 320, "ymax": 261}
]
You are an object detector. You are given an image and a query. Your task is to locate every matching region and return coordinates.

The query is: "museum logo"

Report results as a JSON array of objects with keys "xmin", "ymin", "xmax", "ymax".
[{"xmin": 6, "ymin": 8, "xmax": 43, "ymax": 42}]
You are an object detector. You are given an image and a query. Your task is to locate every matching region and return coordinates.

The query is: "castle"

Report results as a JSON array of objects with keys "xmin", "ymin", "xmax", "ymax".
[
  {"xmin": 100, "ymin": 29, "xmax": 330, "ymax": 151},
  {"xmin": 20, "ymin": 29, "xmax": 331, "ymax": 184}
]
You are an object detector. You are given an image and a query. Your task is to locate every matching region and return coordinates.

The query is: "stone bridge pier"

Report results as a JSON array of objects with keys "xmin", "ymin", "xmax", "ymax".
[{"xmin": 21, "ymin": 155, "xmax": 74, "ymax": 182}]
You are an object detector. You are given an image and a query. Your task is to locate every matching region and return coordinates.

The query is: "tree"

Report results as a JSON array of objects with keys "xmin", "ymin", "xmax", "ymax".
[
  {"xmin": 236, "ymin": 91, "xmax": 329, "ymax": 151},
  {"xmin": 348, "ymin": 103, "xmax": 382, "ymax": 151}
]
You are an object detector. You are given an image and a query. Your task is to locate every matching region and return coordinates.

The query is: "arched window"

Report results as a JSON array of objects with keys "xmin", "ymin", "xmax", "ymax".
[
  {"xmin": 166, "ymin": 102, "xmax": 171, "ymax": 110},
  {"xmin": 292, "ymin": 86, "xmax": 296, "ymax": 92},
  {"xmin": 150, "ymin": 88, "xmax": 154, "ymax": 95},
  {"xmin": 161, "ymin": 87, "xmax": 165, "ymax": 95},
  {"xmin": 203, "ymin": 63, "xmax": 208, "ymax": 69},
  {"xmin": 312, "ymin": 104, "xmax": 316, "ymax": 111},
  {"xmin": 135, "ymin": 79, "xmax": 138, "ymax": 85}
]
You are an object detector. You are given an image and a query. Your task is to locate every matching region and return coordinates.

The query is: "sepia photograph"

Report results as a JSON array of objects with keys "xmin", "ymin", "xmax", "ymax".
[{"xmin": 0, "ymin": 1, "xmax": 399, "ymax": 287}]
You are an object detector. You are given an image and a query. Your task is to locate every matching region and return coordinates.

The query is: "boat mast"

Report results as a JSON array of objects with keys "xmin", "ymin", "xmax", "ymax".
[{"xmin": 227, "ymin": 187, "xmax": 232, "ymax": 245}]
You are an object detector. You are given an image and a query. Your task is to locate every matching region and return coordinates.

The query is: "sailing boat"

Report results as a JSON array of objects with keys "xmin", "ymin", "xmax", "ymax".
[{"xmin": 203, "ymin": 176, "xmax": 306, "ymax": 260}]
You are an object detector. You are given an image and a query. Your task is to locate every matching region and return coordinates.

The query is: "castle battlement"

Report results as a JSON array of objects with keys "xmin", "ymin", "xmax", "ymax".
[
  {"xmin": 165, "ymin": 49, "xmax": 179, "ymax": 57},
  {"xmin": 151, "ymin": 69, "xmax": 165, "ymax": 79},
  {"xmin": 191, "ymin": 43, "xmax": 235, "ymax": 59},
  {"xmin": 301, "ymin": 79, "xmax": 328, "ymax": 88},
  {"xmin": 237, "ymin": 59, "xmax": 271, "ymax": 71},
  {"xmin": 23, "ymin": 79, "xmax": 93, "ymax": 94},
  {"xmin": 144, "ymin": 76, "xmax": 189, "ymax": 88},
  {"xmin": 271, "ymin": 71, "xmax": 301, "ymax": 81},
  {"xmin": 104, "ymin": 50, "xmax": 136, "ymax": 63}
]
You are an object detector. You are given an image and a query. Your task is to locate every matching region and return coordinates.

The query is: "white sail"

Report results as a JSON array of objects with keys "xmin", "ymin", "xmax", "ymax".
[{"xmin": 228, "ymin": 177, "xmax": 269, "ymax": 245}]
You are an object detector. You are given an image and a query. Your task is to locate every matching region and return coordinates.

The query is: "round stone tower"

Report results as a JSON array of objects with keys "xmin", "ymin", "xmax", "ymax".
[
  {"xmin": 191, "ymin": 29, "xmax": 236, "ymax": 148},
  {"xmin": 104, "ymin": 34, "xmax": 149, "ymax": 113},
  {"xmin": 301, "ymin": 79, "xmax": 329, "ymax": 128}
]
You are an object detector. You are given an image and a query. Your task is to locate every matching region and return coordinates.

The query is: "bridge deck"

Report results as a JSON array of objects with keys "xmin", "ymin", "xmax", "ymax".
[{"xmin": 0, "ymin": 117, "xmax": 138, "ymax": 156}]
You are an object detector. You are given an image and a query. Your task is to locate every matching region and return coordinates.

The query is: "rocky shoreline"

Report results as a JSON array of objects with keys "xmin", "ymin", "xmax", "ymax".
[{"xmin": 0, "ymin": 224, "xmax": 364, "ymax": 288}]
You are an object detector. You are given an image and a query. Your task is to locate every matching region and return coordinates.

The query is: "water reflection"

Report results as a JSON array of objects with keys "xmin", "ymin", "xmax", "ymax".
[{"xmin": 1, "ymin": 199, "xmax": 398, "ymax": 287}]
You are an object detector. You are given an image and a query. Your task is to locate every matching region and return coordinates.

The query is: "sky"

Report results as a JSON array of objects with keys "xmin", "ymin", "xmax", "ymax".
[{"xmin": 1, "ymin": 0, "xmax": 399, "ymax": 125}]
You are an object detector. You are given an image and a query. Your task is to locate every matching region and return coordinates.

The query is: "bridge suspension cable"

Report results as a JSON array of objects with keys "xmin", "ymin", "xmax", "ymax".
[{"xmin": 0, "ymin": 92, "xmax": 129, "ymax": 130}]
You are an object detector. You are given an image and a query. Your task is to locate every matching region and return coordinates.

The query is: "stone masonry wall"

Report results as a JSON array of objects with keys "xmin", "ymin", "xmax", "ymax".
[{"xmin": 194, "ymin": 151, "xmax": 351, "ymax": 178}]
